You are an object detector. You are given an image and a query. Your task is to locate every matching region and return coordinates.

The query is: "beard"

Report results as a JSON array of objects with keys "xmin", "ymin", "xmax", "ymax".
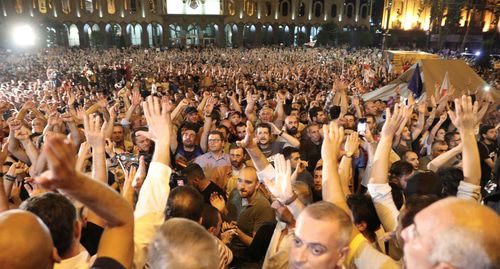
[{"xmin": 287, "ymin": 127, "xmax": 298, "ymax": 135}]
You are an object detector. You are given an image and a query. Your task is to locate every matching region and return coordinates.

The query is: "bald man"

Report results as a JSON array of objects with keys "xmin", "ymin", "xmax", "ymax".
[
  {"xmin": 0, "ymin": 210, "xmax": 60, "ymax": 269},
  {"xmin": 402, "ymin": 197, "xmax": 500, "ymax": 269},
  {"xmin": 226, "ymin": 166, "xmax": 275, "ymax": 258}
]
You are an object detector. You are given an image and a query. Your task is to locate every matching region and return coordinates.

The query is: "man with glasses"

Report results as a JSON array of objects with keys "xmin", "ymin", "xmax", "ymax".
[{"xmin": 195, "ymin": 130, "xmax": 232, "ymax": 189}]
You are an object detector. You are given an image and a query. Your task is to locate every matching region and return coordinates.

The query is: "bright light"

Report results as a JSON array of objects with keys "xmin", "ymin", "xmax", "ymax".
[
  {"xmin": 12, "ymin": 25, "xmax": 36, "ymax": 47},
  {"xmin": 484, "ymin": 86, "xmax": 490, "ymax": 91},
  {"xmin": 475, "ymin": 51, "xmax": 481, "ymax": 56}
]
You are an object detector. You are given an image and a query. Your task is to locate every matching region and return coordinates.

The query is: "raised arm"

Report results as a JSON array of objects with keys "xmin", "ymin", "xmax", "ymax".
[
  {"xmin": 411, "ymin": 101, "xmax": 426, "ymax": 140},
  {"xmin": 38, "ymin": 136, "xmax": 134, "ymax": 268},
  {"xmin": 269, "ymin": 122, "xmax": 300, "ymax": 148},
  {"xmin": 371, "ymin": 105, "xmax": 407, "ymax": 185},
  {"xmin": 237, "ymin": 121, "xmax": 269, "ymax": 172},
  {"xmin": 427, "ymin": 144, "xmax": 462, "ymax": 172},
  {"xmin": 448, "ymin": 96, "xmax": 480, "ymax": 186},
  {"xmin": 339, "ymin": 132, "xmax": 360, "ymax": 196},
  {"xmin": 263, "ymin": 154, "xmax": 305, "ymax": 220},
  {"xmin": 83, "ymin": 114, "xmax": 108, "ymax": 183},
  {"xmin": 321, "ymin": 121, "xmax": 350, "ymax": 214}
]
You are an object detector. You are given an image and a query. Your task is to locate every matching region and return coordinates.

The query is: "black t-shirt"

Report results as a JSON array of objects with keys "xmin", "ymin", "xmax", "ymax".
[
  {"xmin": 478, "ymin": 141, "xmax": 498, "ymax": 186},
  {"xmin": 91, "ymin": 257, "xmax": 125, "ymax": 269},
  {"xmin": 80, "ymin": 221, "xmax": 104, "ymax": 256},
  {"xmin": 201, "ymin": 181, "xmax": 227, "ymax": 204}
]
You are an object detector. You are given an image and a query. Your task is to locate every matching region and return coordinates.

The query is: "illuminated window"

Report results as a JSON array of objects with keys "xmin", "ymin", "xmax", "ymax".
[{"xmin": 68, "ymin": 24, "xmax": 80, "ymax": 47}]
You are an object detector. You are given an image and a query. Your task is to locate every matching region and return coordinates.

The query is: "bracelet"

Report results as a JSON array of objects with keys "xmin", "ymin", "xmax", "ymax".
[
  {"xmin": 278, "ymin": 130, "xmax": 284, "ymax": 136},
  {"xmin": 280, "ymin": 193, "xmax": 298, "ymax": 206},
  {"xmin": 4, "ymin": 174, "xmax": 16, "ymax": 182}
]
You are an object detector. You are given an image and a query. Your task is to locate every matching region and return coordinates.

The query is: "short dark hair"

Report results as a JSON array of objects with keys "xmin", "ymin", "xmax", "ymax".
[
  {"xmin": 165, "ymin": 186, "xmax": 204, "ymax": 222},
  {"xmin": 182, "ymin": 163, "xmax": 205, "ymax": 180},
  {"xmin": 255, "ymin": 122, "xmax": 271, "ymax": 133},
  {"xmin": 282, "ymin": 146, "xmax": 300, "ymax": 160},
  {"xmin": 479, "ymin": 125, "xmax": 495, "ymax": 140},
  {"xmin": 444, "ymin": 131, "xmax": 459, "ymax": 144},
  {"xmin": 207, "ymin": 130, "xmax": 223, "ymax": 141},
  {"xmin": 20, "ymin": 193, "xmax": 76, "ymax": 257},
  {"xmin": 405, "ymin": 171, "xmax": 443, "ymax": 198},
  {"xmin": 437, "ymin": 167, "xmax": 464, "ymax": 197},
  {"xmin": 201, "ymin": 204, "xmax": 220, "ymax": 230},
  {"xmin": 235, "ymin": 122, "xmax": 247, "ymax": 129},
  {"xmin": 400, "ymin": 194, "xmax": 439, "ymax": 229},
  {"xmin": 389, "ymin": 161, "xmax": 414, "ymax": 180},
  {"xmin": 309, "ymin": 107, "xmax": 321, "ymax": 119},
  {"xmin": 132, "ymin": 127, "xmax": 149, "ymax": 143},
  {"xmin": 347, "ymin": 194, "xmax": 381, "ymax": 233},
  {"xmin": 229, "ymin": 142, "xmax": 244, "ymax": 152}
]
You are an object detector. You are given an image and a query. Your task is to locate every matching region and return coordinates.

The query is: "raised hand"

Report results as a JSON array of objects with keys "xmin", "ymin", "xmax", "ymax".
[
  {"xmin": 322, "ymin": 121, "xmax": 344, "ymax": 161},
  {"xmin": 8, "ymin": 119, "xmax": 22, "ymax": 132},
  {"xmin": 60, "ymin": 113, "xmax": 74, "ymax": 123},
  {"xmin": 380, "ymin": 104, "xmax": 407, "ymax": 137},
  {"xmin": 35, "ymin": 135, "xmax": 77, "ymax": 190},
  {"xmin": 263, "ymin": 154, "xmax": 294, "ymax": 203},
  {"xmin": 438, "ymin": 112, "xmax": 447, "ymax": 122},
  {"xmin": 210, "ymin": 192, "xmax": 226, "ymax": 213},
  {"xmin": 448, "ymin": 95, "xmax": 479, "ymax": 132},
  {"xmin": 14, "ymin": 128, "xmax": 31, "ymax": 142},
  {"xmin": 83, "ymin": 114, "xmax": 107, "ymax": 149},
  {"xmin": 138, "ymin": 96, "xmax": 171, "ymax": 144},
  {"xmin": 344, "ymin": 132, "xmax": 360, "ymax": 154},
  {"xmin": 131, "ymin": 90, "xmax": 142, "ymax": 107},
  {"xmin": 236, "ymin": 121, "xmax": 256, "ymax": 148}
]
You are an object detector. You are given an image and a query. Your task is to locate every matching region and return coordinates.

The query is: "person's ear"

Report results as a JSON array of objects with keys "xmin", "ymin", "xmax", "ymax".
[
  {"xmin": 336, "ymin": 246, "xmax": 350, "ymax": 267},
  {"xmin": 52, "ymin": 247, "xmax": 62, "ymax": 264},
  {"xmin": 355, "ymin": 221, "xmax": 367, "ymax": 233},
  {"xmin": 207, "ymin": 226, "xmax": 216, "ymax": 235},
  {"xmin": 74, "ymin": 220, "xmax": 82, "ymax": 240}
]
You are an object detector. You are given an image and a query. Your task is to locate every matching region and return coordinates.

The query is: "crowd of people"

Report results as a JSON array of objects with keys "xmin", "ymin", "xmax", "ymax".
[{"xmin": 0, "ymin": 46, "xmax": 498, "ymax": 269}]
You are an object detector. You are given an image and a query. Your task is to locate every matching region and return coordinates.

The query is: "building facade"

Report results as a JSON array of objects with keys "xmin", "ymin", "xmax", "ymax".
[
  {"xmin": 0, "ymin": 0, "xmax": 373, "ymax": 48},
  {"xmin": 380, "ymin": 0, "xmax": 498, "ymax": 48}
]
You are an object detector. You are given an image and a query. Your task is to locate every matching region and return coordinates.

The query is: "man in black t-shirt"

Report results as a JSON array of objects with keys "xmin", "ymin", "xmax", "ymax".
[
  {"xmin": 478, "ymin": 125, "xmax": 498, "ymax": 186},
  {"xmin": 183, "ymin": 163, "xmax": 227, "ymax": 204}
]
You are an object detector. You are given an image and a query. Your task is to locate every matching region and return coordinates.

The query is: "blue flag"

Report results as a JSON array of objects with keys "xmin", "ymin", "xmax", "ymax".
[{"xmin": 408, "ymin": 64, "xmax": 423, "ymax": 98}]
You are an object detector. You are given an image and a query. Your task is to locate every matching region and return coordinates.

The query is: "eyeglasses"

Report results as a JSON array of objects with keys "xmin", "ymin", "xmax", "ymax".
[{"xmin": 208, "ymin": 139, "xmax": 221, "ymax": 142}]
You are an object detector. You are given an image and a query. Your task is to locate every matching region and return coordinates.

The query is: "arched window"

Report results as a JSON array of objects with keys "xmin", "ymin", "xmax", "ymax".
[
  {"xmin": 127, "ymin": 24, "xmax": 142, "ymax": 46},
  {"xmin": 331, "ymin": 4, "xmax": 337, "ymax": 18},
  {"xmin": 281, "ymin": 1, "xmax": 289, "ymax": 17},
  {"xmin": 346, "ymin": 4, "xmax": 354, "ymax": 19},
  {"xmin": 298, "ymin": 2, "xmax": 305, "ymax": 17},
  {"xmin": 360, "ymin": 5, "xmax": 368, "ymax": 19},
  {"xmin": 265, "ymin": 1, "xmax": 272, "ymax": 17},
  {"xmin": 314, "ymin": 2, "xmax": 322, "ymax": 18},
  {"xmin": 68, "ymin": 24, "xmax": 80, "ymax": 47}
]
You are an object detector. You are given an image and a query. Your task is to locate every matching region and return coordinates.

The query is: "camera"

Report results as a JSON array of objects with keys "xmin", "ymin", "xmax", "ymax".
[{"xmin": 112, "ymin": 153, "xmax": 139, "ymax": 170}]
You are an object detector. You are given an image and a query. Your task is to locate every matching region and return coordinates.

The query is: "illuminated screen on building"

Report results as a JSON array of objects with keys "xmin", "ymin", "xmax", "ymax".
[{"xmin": 167, "ymin": 0, "xmax": 221, "ymax": 15}]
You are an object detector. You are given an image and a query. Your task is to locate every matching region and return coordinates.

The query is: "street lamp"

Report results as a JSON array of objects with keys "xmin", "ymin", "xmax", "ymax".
[{"xmin": 381, "ymin": 0, "xmax": 393, "ymax": 52}]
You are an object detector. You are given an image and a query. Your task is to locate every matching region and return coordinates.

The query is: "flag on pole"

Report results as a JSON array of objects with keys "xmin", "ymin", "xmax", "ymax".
[
  {"xmin": 440, "ymin": 71, "xmax": 449, "ymax": 97},
  {"xmin": 408, "ymin": 64, "xmax": 423, "ymax": 98}
]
